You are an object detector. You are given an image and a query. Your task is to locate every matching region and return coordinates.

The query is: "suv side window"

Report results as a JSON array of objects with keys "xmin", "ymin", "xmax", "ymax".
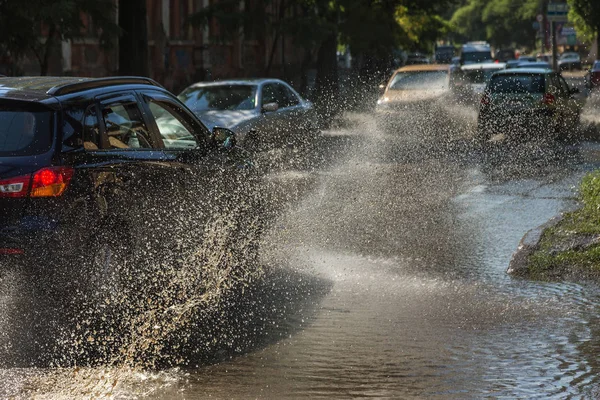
[
  {"xmin": 83, "ymin": 106, "xmax": 101, "ymax": 150},
  {"xmin": 146, "ymin": 100, "xmax": 200, "ymax": 150},
  {"xmin": 100, "ymin": 101, "xmax": 153, "ymax": 149},
  {"xmin": 60, "ymin": 106, "xmax": 102, "ymax": 151},
  {"xmin": 61, "ymin": 108, "xmax": 85, "ymax": 151}
]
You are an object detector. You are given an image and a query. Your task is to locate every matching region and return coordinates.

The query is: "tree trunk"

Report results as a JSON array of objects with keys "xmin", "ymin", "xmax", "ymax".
[
  {"xmin": 118, "ymin": 0, "xmax": 149, "ymax": 76},
  {"xmin": 265, "ymin": 0, "xmax": 285, "ymax": 76},
  {"xmin": 39, "ymin": 25, "xmax": 56, "ymax": 76},
  {"xmin": 314, "ymin": 33, "xmax": 339, "ymax": 125}
]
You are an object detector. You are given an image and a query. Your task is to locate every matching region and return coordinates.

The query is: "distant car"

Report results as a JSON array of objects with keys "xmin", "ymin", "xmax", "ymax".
[
  {"xmin": 376, "ymin": 64, "xmax": 450, "ymax": 132},
  {"xmin": 434, "ymin": 45, "xmax": 455, "ymax": 64},
  {"xmin": 585, "ymin": 60, "xmax": 600, "ymax": 89},
  {"xmin": 460, "ymin": 41, "xmax": 493, "ymax": 65},
  {"xmin": 505, "ymin": 59, "xmax": 521, "ymax": 69},
  {"xmin": 495, "ymin": 48, "xmax": 516, "ymax": 63},
  {"xmin": 515, "ymin": 61, "xmax": 552, "ymax": 69},
  {"xmin": 178, "ymin": 79, "xmax": 317, "ymax": 150},
  {"xmin": 558, "ymin": 52, "xmax": 582, "ymax": 71},
  {"xmin": 537, "ymin": 53, "xmax": 551, "ymax": 62},
  {"xmin": 453, "ymin": 62, "xmax": 506, "ymax": 106},
  {"xmin": 477, "ymin": 68, "xmax": 582, "ymax": 143},
  {"xmin": 518, "ymin": 55, "xmax": 537, "ymax": 63},
  {"xmin": 406, "ymin": 53, "xmax": 431, "ymax": 65}
]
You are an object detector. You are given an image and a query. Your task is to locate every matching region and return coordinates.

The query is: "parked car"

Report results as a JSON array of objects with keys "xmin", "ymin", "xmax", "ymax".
[
  {"xmin": 585, "ymin": 60, "xmax": 600, "ymax": 89},
  {"xmin": 453, "ymin": 62, "xmax": 506, "ymax": 106},
  {"xmin": 178, "ymin": 79, "xmax": 317, "ymax": 150},
  {"xmin": 376, "ymin": 64, "xmax": 450, "ymax": 132},
  {"xmin": 0, "ymin": 76, "xmax": 248, "ymax": 296},
  {"xmin": 477, "ymin": 68, "xmax": 582, "ymax": 143},
  {"xmin": 558, "ymin": 52, "xmax": 582, "ymax": 71},
  {"xmin": 433, "ymin": 45, "xmax": 454, "ymax": 64},
  {"xmin": 405, "ymin": 52, "xmax": 431, "ymax": 65}
]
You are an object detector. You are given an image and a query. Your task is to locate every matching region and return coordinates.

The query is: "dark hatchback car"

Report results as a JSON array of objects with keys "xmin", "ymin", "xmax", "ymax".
[
  {"xmin": 477, "ymin": 68, "xmax": 582, "ymax": 143},
  {"xmin": 0, "ymin": 76, "xmax": 246, "ymax": 293}
]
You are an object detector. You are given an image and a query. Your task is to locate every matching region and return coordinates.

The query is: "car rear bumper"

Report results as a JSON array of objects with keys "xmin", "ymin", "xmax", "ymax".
[{"xmin": 478, "ymin": 109, "xmax": 556, "ymax": 137}]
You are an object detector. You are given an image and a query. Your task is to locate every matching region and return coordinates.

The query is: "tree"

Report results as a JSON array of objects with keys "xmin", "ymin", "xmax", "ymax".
[
  {"xmin": 450, "ymin": 0, "xmax": 542, "ymax": 50},
  {"xmin": 0, "ymin": 0, "xmax": 118, "ymax": 75},
  {"xmin": 568, "ymin": 0, "xmax": 600, "ymax": 59},
  {"xmin": 118, "ymin": 0, "xmax": 149, "ymax": 76},
  {"xmin": 188, "ymin": 0, "xmax": 453, "ymax": 121}
]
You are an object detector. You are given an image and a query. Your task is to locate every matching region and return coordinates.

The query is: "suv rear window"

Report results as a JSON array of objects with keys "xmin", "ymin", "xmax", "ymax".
[
  {"xmin": 0, "ymin": 105, "xmax": 52, "ymax": 156},
  {"xmin": 488, "ymin": 74, "xmax": 545, "ymax": 94}
]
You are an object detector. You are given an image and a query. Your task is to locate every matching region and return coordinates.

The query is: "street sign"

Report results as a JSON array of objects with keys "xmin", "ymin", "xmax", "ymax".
[
  {"xmin": 547, "ymin": 2, "xmax": 569, "ymax": 22},
  {"xmin": 536, "ymin": 14, "xmax": 544, "ymax": 22}
]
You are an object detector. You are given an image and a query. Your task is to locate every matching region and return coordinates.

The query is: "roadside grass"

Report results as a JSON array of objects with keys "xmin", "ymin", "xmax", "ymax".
[{"xmin": 529, "ymin": 172, "xmax": 600, "ymax": 279}]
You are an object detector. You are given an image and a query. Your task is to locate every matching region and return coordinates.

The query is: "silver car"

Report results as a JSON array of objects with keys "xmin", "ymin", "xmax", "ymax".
[{"xmin": 178, "ymin": 79, "xmax": 317, "ymax": 150}]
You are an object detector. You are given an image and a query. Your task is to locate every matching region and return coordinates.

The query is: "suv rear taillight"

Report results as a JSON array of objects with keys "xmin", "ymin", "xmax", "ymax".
[
  {"xmin": 31, "ymin": 167, "xmax": 74, "ymax": 197},
  {"xmin": 0, "ymin": 167, "xmax": 74, "ymax": 198},
  {"xmin": 542, "ymin": 93, "xmax": 555, "ymax": 105}
]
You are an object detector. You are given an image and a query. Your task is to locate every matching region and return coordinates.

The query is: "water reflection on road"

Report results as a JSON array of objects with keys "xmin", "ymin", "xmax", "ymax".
[{"xmin": 4, "ymin": 104, "xmax": 600, "ymax": 398}]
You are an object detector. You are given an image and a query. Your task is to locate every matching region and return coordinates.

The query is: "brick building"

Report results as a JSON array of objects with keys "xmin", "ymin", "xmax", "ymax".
[{"xmin": 10, "ymin": 0, "xmax": 311, "ymax": 93}]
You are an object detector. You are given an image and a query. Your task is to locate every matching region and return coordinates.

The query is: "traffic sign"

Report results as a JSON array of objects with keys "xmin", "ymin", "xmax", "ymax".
[
  {"xmin": 547, "ymin": 2, "xmax": 569, "ymax": 22},
  {"xmin": 536, "ymin": 14, "xmax": 544, "ymax": 22}
]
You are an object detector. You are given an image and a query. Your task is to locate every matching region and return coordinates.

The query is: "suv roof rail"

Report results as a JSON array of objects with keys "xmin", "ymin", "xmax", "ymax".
[{"xmin": 46, "ymin": 76, "xmax": 164, "ymax": 96}]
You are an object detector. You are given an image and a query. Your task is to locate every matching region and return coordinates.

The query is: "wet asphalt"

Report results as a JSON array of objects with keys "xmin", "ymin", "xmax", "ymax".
[{"xmin": 3, "ymin": 88, "xmax": 600, "ymax": 398}]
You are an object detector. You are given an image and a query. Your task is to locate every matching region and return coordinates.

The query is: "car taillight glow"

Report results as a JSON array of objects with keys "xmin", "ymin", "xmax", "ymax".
[
  {"xmin": 30, "ymin": 167, "xmax": 74, "ymax": 197},
  {"xmin": 542, "ymin": 93, "xmax": 555, "ymax": 105},
  {"xmin": 0, "ymin": 175, "xmax": 31, "ymax": 198}
]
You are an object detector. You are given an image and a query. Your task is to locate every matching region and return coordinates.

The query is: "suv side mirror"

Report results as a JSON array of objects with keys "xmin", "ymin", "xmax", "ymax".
[
  {"xmin": 262, "ymin": 102, "xmax": 279, "ymax": 113},
  {"xmin": 212, "ymin": 127, "xmax": 236, "ymax": 150},
  {"xmin": 378, "ymin": 84, "xmax": 386, "ymax": 96}
]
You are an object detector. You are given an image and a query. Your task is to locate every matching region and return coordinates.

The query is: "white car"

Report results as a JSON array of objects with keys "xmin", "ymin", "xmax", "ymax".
[{"xmin": 178, "ymin": 79, "xmax": 318, "ymax": 150}]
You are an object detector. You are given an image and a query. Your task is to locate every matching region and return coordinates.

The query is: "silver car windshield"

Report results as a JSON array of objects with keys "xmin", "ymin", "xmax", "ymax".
[{"xmin": 178, "ymin": 85, "xmax": 257, "ymax": 111}]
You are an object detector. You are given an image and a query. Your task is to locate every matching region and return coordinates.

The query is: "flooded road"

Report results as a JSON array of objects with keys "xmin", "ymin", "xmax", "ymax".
[{"xmin": 3, "ymin": 103, "xmax": 600, "ymax": 398}]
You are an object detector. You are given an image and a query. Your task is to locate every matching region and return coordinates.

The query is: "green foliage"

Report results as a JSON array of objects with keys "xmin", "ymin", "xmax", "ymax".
[
  {"xmin": 526, "ymin": 171, "xmax": 600, "ymax": 279},
  {"xmin": 579, "ymin": 171, "xmax": 600, "ymax": 218},
  {"xmin": 450, "ymin": 0, "xmax": 542, "ymax": 49},
  {"xmin": 188, "ymin": 0, "xmax": 453, "ymax": 60},
  {"xmin": 0, "ymin": 0, "xmax": 118, "ymax": 73},
  {"xmin": 568, "ymin": 0, "xmax": 600, "ymax": 32},
  {"xmin": 568, "ymin": 0, "xmax": 600, "ymax": 48}
]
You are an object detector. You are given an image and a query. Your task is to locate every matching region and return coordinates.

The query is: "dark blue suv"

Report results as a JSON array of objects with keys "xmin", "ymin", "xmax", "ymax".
[{"xmin": 0, "ymin": 76, "xmax": 245, "ymax": 294}]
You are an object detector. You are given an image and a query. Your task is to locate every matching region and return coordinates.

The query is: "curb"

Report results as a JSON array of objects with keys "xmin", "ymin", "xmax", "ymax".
[{"xmin": 507, "ymin": 215, "xmax": 564, "ymax": 275}]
